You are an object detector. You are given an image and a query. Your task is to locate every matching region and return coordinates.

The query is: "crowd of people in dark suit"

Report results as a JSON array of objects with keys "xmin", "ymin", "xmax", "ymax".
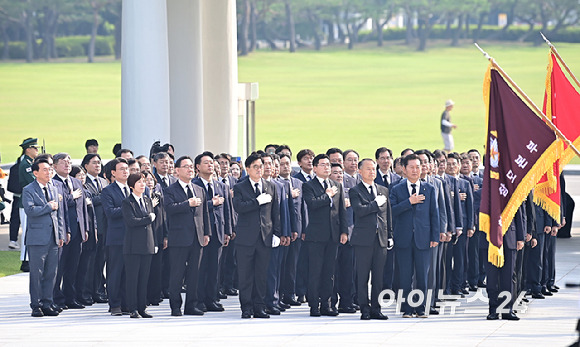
[{"xmin": 13, "ymin": 138, "xmax": 566, "ymax": 320}]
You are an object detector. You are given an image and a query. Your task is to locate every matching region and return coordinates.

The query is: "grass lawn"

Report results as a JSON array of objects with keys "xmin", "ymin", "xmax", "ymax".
[
  {"xmin": 2, "ymin": 41, "xmax": 580, "ymax": 161},
  {"xmin": 0, "ymin": 251, "xmax": 22, "ymax": 278}
]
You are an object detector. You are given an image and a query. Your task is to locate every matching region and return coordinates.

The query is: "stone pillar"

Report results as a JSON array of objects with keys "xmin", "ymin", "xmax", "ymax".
[
  {"xmin": 121, "ymin": 0, "xmax": 171, "ymax": 157},
  {"xmin": 201, "ymin": 0, "xmax": 238, "ymax": 156},
  {"xmin": 167, "ymin": 0, "xmax": 204, "ymax": 159}
]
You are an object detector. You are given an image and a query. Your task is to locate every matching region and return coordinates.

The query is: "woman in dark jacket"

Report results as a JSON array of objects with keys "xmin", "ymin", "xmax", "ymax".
[{"xmin": 122, "ymin": 172, "xmax": 155, "ymax": 318}]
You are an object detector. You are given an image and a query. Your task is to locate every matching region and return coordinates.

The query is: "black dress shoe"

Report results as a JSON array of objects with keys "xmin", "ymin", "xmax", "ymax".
[
  {"xmin": 241, "ymin": 310, "xmax": 252, "ymax": 319},
  {"xmin": 525, "ymin": 289, "xmax": 532, "ymax": 296},
  {"xmin": 477, "ymin": 281, "xmax": 486, "ymax": 288},
  {"xmin": 162, "ymin": 291, "xmax": 170, "ymax": 299},
  {"xmin": 486, "ymin": 313, "xmax": 499, "ymax": 320},
  {"xmin": 531, "ymin": 292, "xmax": 545, "ymax": 299},
  {"xmin": 110, "ymin": 307, "xmax": 123, "ymax": 316},
  {"xmin": 502, "ymin": 312, "xmax": 520, "ymax": 320},
  {"xmin": 370, "ymin": 311, "xmax": 388, "ymax": 320},
  {"xmin": 41, "ymin": 307, "xmax": 59, "ymax": 316},
  {"xmin": 360, "ymin": 312, "xmax": 371, "ymax": 320},
  {"xmin": 197, "ymin": 303, "xmax": 207, "ymax": 312},
  {"xmin": 171, "ymin": 309, "xmax": 182, "ymax": 316},
  {"xmin": 279, "ymin": 302, "xmax": 291, "ymax": 310},
  {"xmin": 206, "ymin": 302, "xmax": 225, "ymax": 312},
  {"xmin": 78, "ymin": 298, "xmax": 93, "ymax": 306},
  {"xmin": 469, "ymin": 285, "xmax": 478, "ymax": 292},
  {"xmin": 460, "ymin": 288, "xmax": 469, "ymax": 295},
  {"xmin": 548, "ymin": 285, "xmax": 559, "ymax": 293},
  {"xmin": 138, "ymin": 310, "xmax": 153, "ymax": 318},
  {"xmin": 218, "ymin": 291, "xmax": 228, "ymax": 299},
  {"xmin": 224, "ymin": 288, "xmax": 238, "ymax": 296},
  {"xmin": 451, "ymin": 290, "xmax": 465, "ymax": 298},
  {"xmin": 66, "ymin": 301, "xmax": 85, "ymax": 309},
  {"xmin": 20, "ymin": 261, "xmax": 30, "ymax": 273},
  {"xmin": 282, "ymin": 297, "xmax": 301, "ymax": 306},
  {"xmin": 541, "ymin": 288, "xmax": 553, "ymax": 296},
  {"xmin": 93, "ymin": 296, "xmax": 108, "ymax": 304},
  {"xmin": 184, "ymin": 307, "xmax": 204, "ymax": 316},
  {"xmin": 297, "ymin": 295, "xmax": 307, "ymax": 303},
  {"xmin": 429, "ymin": 308, "xmax": 440, "ymax": 315},
  {"xmin": 214, "ymin": 301, "xmax": 224, "ymax": 308},
  {"xmin": 274, "ymin": 304, "xmax": 286, "ymax": 312},
  {"xmin": 352, "ymin": 303, "xmax": 360, "ymax": 311},
  {"xmin": 320, "ymin": 308, "xmax": 339, "ymax": 316},
  {"xmin": 31, "ymin": 307, "xmax": 43, "ymax": 317},
  {"xmin": 253, "ymin": 309, "xmax": 270, "ymax": 318},
  {"xmin": 265, "ymin": 306, "xmax": 281, "ymax": 315},
  {"xmin": 130, "ymin": 310, "xmax": 140, "ymax": 318},
  {"xmin": 310, "ymin": 307, "xmax": 321, "ymax": 317},
  {"xmin": 522, "ymin": 297, "xmax": 529, "ymax": 303},
  {"xmin": 553, "ymin": 285, "xmax": 560, "ymax": 290},
  {"xmin": 121, "ymin": 307, "xmax": 130, "ymax": 315},
  {"xmin": 338, "ymin": 306, "xmax": 356, "ymax": 314},
  {"xmin": 149, "ymin": 301, "xmax": 160, "ymax": 306}
]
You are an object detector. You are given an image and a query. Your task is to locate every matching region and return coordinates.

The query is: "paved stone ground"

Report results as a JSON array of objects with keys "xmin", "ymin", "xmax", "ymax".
[{"xmin": 0, "ymin": 176, "xmax": 579, "ymax": 346}]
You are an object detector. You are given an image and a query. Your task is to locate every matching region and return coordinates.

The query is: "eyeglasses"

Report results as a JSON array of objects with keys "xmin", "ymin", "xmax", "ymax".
[{"xmin": 180, "ymin": 165, "xmax": 195, "ymax": 170}]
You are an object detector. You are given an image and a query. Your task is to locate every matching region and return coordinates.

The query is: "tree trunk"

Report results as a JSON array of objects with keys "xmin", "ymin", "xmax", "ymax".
[
  {"xmin": 249, "ymin": 1, "xmax": 256, "ymax": 52},
  {"xmin": 326, "ymin": 20, "xmax": 335, "ymax": 45},
  {"xmin": 239, "ymin": 0, "xmax": 250, "ymax": 56},
  {"xmin": 307, "ymin": 9, "xmax": 321, "ymax": 51},
  {"xmin": 284, "ymin": 1, "xmax": 296, "ymax": 53},
  {"xmin": 405, "ymin": 7, "xmax": 414, "ymax": 45},
  {"xmin": 88, "ymin": 4, "xmax": 99, "ymax": 63},
  {"xmin": 451, "ymin": 13, "xmax": 463, "ymax": 46},
  {"xmin": 22, "ymin": 10, "xmax": 33, "ymax": 62},
  {"xmin": 473, "ymin": 12, "xmax": 486, "ymax": 42},
  {"xmin": 1, "ymin": 22, "xmax": 9, "ymax": 60},
  {"xmin": 517, "ymin": 21, "xmax": 534, "ymax": 43},
  {"xmin": 417, "ymin": 16, "xmax": 431, "ymax": 51}
]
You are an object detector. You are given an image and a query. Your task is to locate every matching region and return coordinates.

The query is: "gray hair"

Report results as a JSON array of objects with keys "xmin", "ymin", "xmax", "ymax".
[{"xmin": 53, "ymin": 152, "xmax": 71, "ymax": 164}]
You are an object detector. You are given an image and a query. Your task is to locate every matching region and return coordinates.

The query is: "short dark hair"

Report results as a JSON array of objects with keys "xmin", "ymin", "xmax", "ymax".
[
  {"xmin": 127, "ymin": 158, "xmax": 137, "ymax": 166},
  {"xmin": 271, "ymin": 153, "xmax": 280, "ymax": 162},
  {"xmin": 393, "ymin": 157, "xmax": 402, "ymax": 167},
  {"xmin": 402, "ymin": 153, "xmax": 420, "ymax": 167},
  {"xmin": 142, "ymin": 170, "xmax": 156, "ymax": 184},
  {"xmin": 127, "ymin": 172, "xmax": 145, "ymax": 189},
  {"xmin": 278, "ymin": 153, "xmax": 291, "ymax": 161},
  {"xmin": 342, "ymin": 149, "xmax": 359, "ymax": 160},
  {"xmin": 401, "ymin": 148, "xmax": 414, "ymax": 157},
  {"xmin": 70, "ymin": 165, "xmax": 84, "ymax": 178},
  {"xmin": 110, "ymin": 157, "xmax": 128, "ymax": 172},
  {"xmin": 153, "ymin": 152, "xmax": 169, "ymax": 162},
  {"xmin": 433, "ymin": 149, "xmax": 446, "ymax": 160},
  {"xmin": 313, "ymin": 153, "xmax": 329, "ymax": 167},
  {"xmin": 245, "ymin": 152, "xmax": 263, "ymax": 168},
  {"xmin": 275, "ymin": 145, "xmax": 292, "ymax": 155},
  {"xmin": 195, "ymin": 151, "xmax": 215, "ymax": 167},
  {"xmin": 85, "ymin": 139, "xmax": 98, "ymax": 149},
  {"xmin": 112, "ymin": 143, "xmax": 121, "ymax": 156},
  {"xmin": 468, "ymin": 149, "xmax": 480, "ymax": 155},
  {"xmin": 459, "ymin": 152, "xmax": 471, "ymax": 161},
  {"xmin": 32, "ymin": 158, "xmax": 50, "ymax": 172},
  {"xmin": 326, "ymin": 147, "xmax": 343, "ymax": 157},
  {"xmin": 264, "ymin": 144, "xmax": 278, "ymax": 151},
  {"xmin": 415, "ymin": 149, "xmax": 432, "ymax": 162},
  {"xmin": 447, "ymin": 152, "xmax": 461, "ymax": 163},
  {"xmin": 81, "ymin": 153, "xmax": 101, "ymax": 170},
  {"xmin": 358, "ymin": 158, "xmax": 376, "ymax": 169},
  {"xmin": 116, "ymin": 148, "xmax": 133, "ymax": 158},
  {"xmin": 135, "ymin": 155, "xmax": 147, "ymax": 161},
  {"xmin": 375, "ymin": 147, "xmax": 392, "ymax": 160},
  {"xmin": 331, "ymin": 163, "xmax": 343, "ymax": 170},
  {"xmin": 34, "ymin": 153, "xmax": 53, "ymax": 164},
  {"xmin": 175, "ymin": 156, "xmax": 193, "ymax": 168},
  {"xmin": 215, "ymin": 153, "xmax": 232, "ymax": 162},
  {"xmin": 296, "ymin": 149, "xmax": 315, "ymax": 163}
]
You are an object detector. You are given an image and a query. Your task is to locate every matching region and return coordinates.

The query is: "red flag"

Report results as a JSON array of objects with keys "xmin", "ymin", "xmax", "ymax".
[
  {"xmin": 535, "ymin": 52, "xmax": 580, "ymax": 222},
  {"xmin": 479, "ymin": 66, "xmax": 561, "ymax": 268}
]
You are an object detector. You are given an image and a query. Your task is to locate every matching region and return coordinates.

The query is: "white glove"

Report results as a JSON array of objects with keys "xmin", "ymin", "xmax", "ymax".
[
  {"xmin": 149, "ymin": 213, "xmax": 156, "ymax": 222},
  {"xmin": 387, "ymin": 238, "xmax": 394, "ymax": 250},
  {"xmin": 257, "ymin": 193, "xmax": 272, "ymax": 205},
  {"xmin": 375, "ymin": 194, "xmax": 387, "ymax": 207},
  {"xmin": 272, "ymin": 235, "xmax": 280, "ymax": 248}
]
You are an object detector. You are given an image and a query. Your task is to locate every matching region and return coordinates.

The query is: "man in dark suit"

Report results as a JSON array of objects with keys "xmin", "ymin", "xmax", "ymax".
[
  {"xmin": 153, "ymin": 152, "xmax": 177, "ymax": 190},
  {"xmin": 485, "ymin": 206, "xmax": 525, "ymax": 320},
  {"xmin": 101, "ymin": 157, "xmax": 131, "ymax": 316},
  {"xmin": 468, "ymin": 149, "xmax": 484, "ymax": 178},
  {"xmin": 52, "ymin": 153, "xmax": 89, "ymax": 310},
  {"xmin": 390, "ymin": 154, "xmax": 440, "ymax": 318},
  {"xmin": 164, "ymin": 156, "xmax": 210, "ymax": 316},
  {"xmin": 193, "ymin": 151, "xmax": 232, "ymax": 312},
  {"xmin": 232, "ymin": 152, "xmax": 281, "ymax": 319},
  {"xmin": 303, "ymin": 154, "xmax": 348, "ymax": 317},
  {"xmin": 82, "ymin": 153, "xmax": 109, "ymax": 304},
  {"xmin": 349, "ymin": 158, "xmax": 392, "ymax": 320},
  {"xmin": 22, "ymin": 158, "xmax": 65, "ymax": 317}
]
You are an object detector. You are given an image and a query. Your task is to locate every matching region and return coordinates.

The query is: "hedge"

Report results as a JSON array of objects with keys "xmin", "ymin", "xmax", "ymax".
[{"xmin": 0, "ymin": 35, "xmax": 115, "ymax": 60}]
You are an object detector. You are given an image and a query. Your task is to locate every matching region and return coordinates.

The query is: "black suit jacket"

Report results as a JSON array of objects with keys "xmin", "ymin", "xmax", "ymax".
[
  {"xmin": 154, "ymin": 173, "xmax": 177, "ymax": 190},
  {"xmin": 349, "ymin": 182, "xmax": 392, "ymax": 248},
  {"xmin": 193, "ymin": 177, "xmax": 233, "ymax": 244},
  {"xmin": 85, "ymin": 175, "xmax": 108, "ymax": 236},
  {"xmin": 232, "ymin": 178, "xmax": 281, "ymax": 247},
  {"xmin": 122, "ymin": 194, "xmax": 155, "ymax": 255},
  {"xmin": 302, "ymin": 178, "xmax": 348, "ymax": 243},
  {"xmin": 164, "ymin": 181, "xmax": 210, "ymax": 248}
]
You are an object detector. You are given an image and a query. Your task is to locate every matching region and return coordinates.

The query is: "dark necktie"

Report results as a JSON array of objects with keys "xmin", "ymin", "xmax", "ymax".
[
  {"xmin": 123, "ymin": 186, "xmax": 129, "ymax": 198},
  {"xmin": 383, "ymin": 174, "xmax": 388, "ymax": 186},
  {"xmin": 64, "ymin": 178, "xmax": 71, "ymax": 192},
  {"xmin": 306, "ymin": 175, "xmax": 311, "ymax": 182},
  {"xmin": 411, "ymin": 183, "xmax": 417, "ymax": 195},
  {"xmin": 94, "ymin": 178, "xmax": 101, "ymax": 192},
  {"xmin": 222, "ymin": 177, "xmax": 227, "ymax": 184},
  {"xmin": 254, "ymin": 183, "xmax": 260, "ymax": 197},
  {"xmin": 369, "ymin": 185, "xmax": 376, "ymax": 199},
  {"xmin": 207, "ymin": 183, "xmax": 213, "ymax": 200},
  {"xmin": 186, "ymin": 185, "xmax": 194, "ymax": 199},
  {"xmin": 162, "ymin": 177, "xmax": 168, "ymax": 187},
  {"xmin": 139, "ymin": 198, "xmax": 147, "ymax": 214},
  {"xmin": 43, "ymin": 186, "xmax": 51, "ymax": 202},
  {"xmin": 323, "ymin": 180, "xmax": 328, "ymax": 191}
]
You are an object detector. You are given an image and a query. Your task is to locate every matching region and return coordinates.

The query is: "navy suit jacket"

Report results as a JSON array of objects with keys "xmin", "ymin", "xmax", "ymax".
[
  {"xmin": 192, "ymin": 177, "xmax": 232, "ymax": 244},
  {"xmin": 390, "ymin": 179, "xmax": 440, "ymax": 250},
  {"xmin": 164, "ymin": 180, "xmax": 210, "ymax": 248},
  {"xmin": 457, "ymin": 176, "xmax": 474, "ymax": 231},
  {"xmin": 303, "ymin": 177, "xmax": 348, "ymax": 243},
  {"xmin": 22, "ymin": 180, "xmax": 65, "ymax": 245},
  {"xmin": 277, "ymin": 176, "xmax": 306, "ymax": 237},
  {"xmin": 233, "ymin": 178, "xmax": 281, "ymax": 247},
  {"xmin": 375, "ymin": 169, "xmax": 402, "ymax": 190},
  {"xmin": 85, "ymin": 176, "xmax": 108, "ymax": 235},
  {"xmin": 426, "ymin": 176, "xmax": 448, "ymax": 238},
  {"xmin": 102, "ymin": 182, "xmax": 129, "ymax": 246},
  {"xmin": 272, "ymin": 179, "xmax": 291, "ymax": 238},
  {"xmin": 349, "ymin": 182, "xmax": 392, "ymax": 248}
]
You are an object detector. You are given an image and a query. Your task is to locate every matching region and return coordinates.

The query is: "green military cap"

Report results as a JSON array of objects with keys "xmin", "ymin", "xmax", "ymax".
[{"xmin": 19, "ymin": 137, "xmax": 38, "ymax": 149}]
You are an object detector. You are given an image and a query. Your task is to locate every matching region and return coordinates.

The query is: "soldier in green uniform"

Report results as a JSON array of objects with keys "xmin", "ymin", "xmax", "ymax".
[{"xmin": 18, "ymin": 138, "xmax": 39, "ymax": 272}]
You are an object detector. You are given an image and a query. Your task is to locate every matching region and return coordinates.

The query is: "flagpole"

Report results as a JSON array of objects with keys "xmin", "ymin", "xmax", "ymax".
[
  {"xmin": 541, "ymin": 32, "xmax": 580, "ymax": 91},
  {"xmin": 474, "ymin": 43, "xmax": 580, "ymax": 158}
]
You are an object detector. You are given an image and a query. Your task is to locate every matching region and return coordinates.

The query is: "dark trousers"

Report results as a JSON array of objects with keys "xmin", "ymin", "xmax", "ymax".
[
  {"xmin": 54, "ymin": 234, "xmax": 82, "ymax": 305},
  {"xmin": 169, "ymin": 244, "xmax": 202, "ymax": 312},
  {"xmin": 198, "ymin": 237, "xmax": 222, "ymax": 305},
  {"xmin": 542, "ymin": 235, "xmax": 556, "ymax": 288},
  {"xmin": 147, "ymin": 247, "xmax": 164, "ymax": 304},
  {"xmin": 93, "ymin": 232, "xmax": 107, "ymax": 298},
  {"xmin": 162, "ymin": 247, "xmax": 171, "ymax": 296},
  {"xmin": 467, "ymin": 234, "xmax": 480, "ymax": 286},
  {"xmin": 220, "ymin": 237, "xmax": 237, "ymax": 291},
  {"xmin": 9, "ymin": 196, "xmax": 20, "ymax": 242},
  {"xmin": 307, "ymin": 240, "xmax": 338, "ymax": 309},
  {"xmin": 382, "ymin": 247, "xmax": 396, "ymax": 290},
  {"xmin": 106, "ymin": 245, "xmax": 126, "ymax": 309},
  {"xmin": 280, "ymin": 237, "xmax": 301, "ymax": 300},
  {"xmin": 354, "ymin": 237, "xmax": 387, "ymax": 312},
  {"xmin": 427, "ymin": 244, "xmax": 439, "ymax": 306},
  {"xmin": 124, "ymin": 254, "xmax": 152, "ymax": 312},
  {"xmin": 438, "ymin": 242, "xmax": 449, "ymax": 294},
  {"xmin": 76, "ymin": 242, "xmax": 96, "ymax": 302},
  {"xmin": 333, "ymin": 242, "xmax": 354, "ymax": 308},
  {"xmin": 236, "ymin": 241, "xmax": 271, "ymax": 312},
  {"xmin": 295, "ymin": 238, "xmax": 309, "ymax": 297},
  {"xmin": 449, "ymin": 234, "xmax": 467, "ymax": 291},
  {"xmin": 28, "ymin": 243, "xmax": 59, "ymax": 309},
  {"xmin": 526, "ymin": 232, "xmax": 545, "ymax": 293},
  {"xmin": 486, "ymin": 248, "xmax": 516, "ymax": 314},
  {"xmin": 396, "ymin": 239, "xmax": 431, "ymax": 315},
  {"xmin": 266, "ymin": 244, "xmax": 285, "ymax": 307}
]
